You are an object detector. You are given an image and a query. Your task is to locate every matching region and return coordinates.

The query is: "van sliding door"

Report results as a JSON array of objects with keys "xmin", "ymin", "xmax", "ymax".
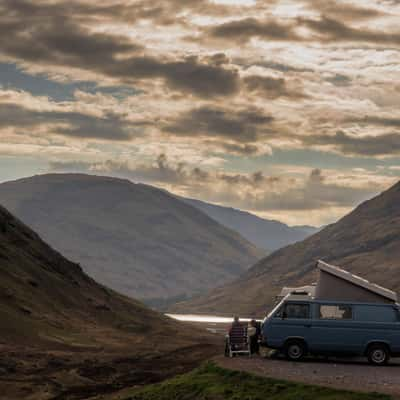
[{"xmin": 310, "ymin": 303, "xmax": 356, "ymax": 354}]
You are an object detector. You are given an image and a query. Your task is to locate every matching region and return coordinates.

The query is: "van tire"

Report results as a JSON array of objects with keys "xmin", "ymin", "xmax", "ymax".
[
  {"xmin": 367, "ymin": 344, "xmax": 390, "ymax": 366},
  {"xmin": 284, "ymin": 340, "xmax": 307, "ymax": 361}
]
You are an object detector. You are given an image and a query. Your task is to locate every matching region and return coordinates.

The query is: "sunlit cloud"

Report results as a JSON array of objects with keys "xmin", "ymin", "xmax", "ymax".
[{"xmin": 0, "ymin": 0, "xmax": 399, "ymax": 225}]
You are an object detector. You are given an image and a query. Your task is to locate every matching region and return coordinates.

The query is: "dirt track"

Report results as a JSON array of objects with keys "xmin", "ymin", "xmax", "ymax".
[{"xmin": 216, "ymin": 354, "xmax": 400, "ymax": 398}]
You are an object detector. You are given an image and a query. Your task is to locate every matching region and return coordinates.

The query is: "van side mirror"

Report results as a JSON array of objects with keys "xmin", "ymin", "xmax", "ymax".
[{"xmin": 282, "ymin": 311, "xmax": 287, "ymax": 320}]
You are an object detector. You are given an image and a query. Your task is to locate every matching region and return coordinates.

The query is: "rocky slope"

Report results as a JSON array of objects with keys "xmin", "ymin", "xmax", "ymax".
[{"xmin": 174, "ymin": 181, "xmax": 400, "ymax": 315}]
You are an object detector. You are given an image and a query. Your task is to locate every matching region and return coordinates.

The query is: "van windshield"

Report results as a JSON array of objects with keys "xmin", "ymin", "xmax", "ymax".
[{"xmin": 266, "ymin": 295, "xmax": 288, "ymax": 319}]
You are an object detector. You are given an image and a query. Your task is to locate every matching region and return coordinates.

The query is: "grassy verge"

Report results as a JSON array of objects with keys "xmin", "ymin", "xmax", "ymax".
[{"xmin": 115, "ymin": 362, "xmax": 391, "ymax": 400}]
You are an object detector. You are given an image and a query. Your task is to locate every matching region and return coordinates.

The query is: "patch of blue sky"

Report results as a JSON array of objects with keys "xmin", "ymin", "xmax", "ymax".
[
  {"xmin": 0, "ymin": 63, "xmax": 140, "ymax": 102},
  {"xmin": 0, "ymin": 156, "xmax": 48, "ymax": 183}
]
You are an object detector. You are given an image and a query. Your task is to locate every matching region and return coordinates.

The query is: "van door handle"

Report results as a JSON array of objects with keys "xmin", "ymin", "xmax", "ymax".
[{"xmin": 304, "ymin": 324, "xmax": 312, "ymax": 328}]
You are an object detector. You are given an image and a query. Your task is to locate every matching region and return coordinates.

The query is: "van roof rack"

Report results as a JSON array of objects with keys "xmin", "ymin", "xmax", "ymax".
[{"xmin": 290, "ymin": 290, "xmax": 310, "ymax": 295}]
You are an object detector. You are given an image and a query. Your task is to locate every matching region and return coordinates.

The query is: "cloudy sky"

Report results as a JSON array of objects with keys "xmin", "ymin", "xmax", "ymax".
[{"xmin": 1, "ymin": 0, "xmax": 400, "ymax": 226}]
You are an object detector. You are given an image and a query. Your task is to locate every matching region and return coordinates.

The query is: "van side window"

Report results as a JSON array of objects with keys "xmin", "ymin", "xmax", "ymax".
[
  {"xmin": 283, "ymin": 303, "xmax": 310, "ymax": 319},
  {"xmin": 319, "ymin": 304, "xmax": 352, "ymax": 320},
  {"xmin": 356, "ymin": 306, "xmax": 398, "ymax": 322}
]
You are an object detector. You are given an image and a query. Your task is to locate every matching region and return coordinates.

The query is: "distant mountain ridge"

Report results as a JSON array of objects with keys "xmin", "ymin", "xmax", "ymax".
[
  {"xmin": 182, "ymin": 197, "xmax": 319, "ymax": 252},
  {"xmin": 174, "ymin": 181, "xmax": 400, "ymax": 315},
  {"xmin": 0, "ymin": 174, "xmax": 262, "ymax": 307}
]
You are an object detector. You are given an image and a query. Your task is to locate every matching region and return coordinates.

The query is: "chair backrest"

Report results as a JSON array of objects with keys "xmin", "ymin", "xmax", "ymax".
[{"xmin": 229, "ymin": 323, "xmax": 247, "ymax": 345}]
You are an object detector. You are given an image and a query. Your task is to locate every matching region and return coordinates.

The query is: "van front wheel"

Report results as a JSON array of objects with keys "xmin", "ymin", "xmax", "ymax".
[
  {"xmin": 367, "ymin": 344, "xmax": 390, "ymax": 366},
  {"xmin": 284, "ymin": 340, "xmax": 307, "ymax": 361}
]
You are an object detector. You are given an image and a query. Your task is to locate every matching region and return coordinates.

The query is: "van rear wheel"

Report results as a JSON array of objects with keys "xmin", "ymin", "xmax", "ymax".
[
  {"xmin": 284, "ymin": 340, "xmax": 307, "ymax": 361},
  {"xmin": 367, "ymin": 344, "xmax": 390, "ymax": 366}
]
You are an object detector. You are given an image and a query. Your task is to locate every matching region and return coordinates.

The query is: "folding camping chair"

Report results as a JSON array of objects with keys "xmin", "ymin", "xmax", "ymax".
[{"xmin": 225, "ymin": 324, "xmax": 250, "ymax": 357}]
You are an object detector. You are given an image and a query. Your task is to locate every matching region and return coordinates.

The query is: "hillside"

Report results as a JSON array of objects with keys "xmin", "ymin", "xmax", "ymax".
[
  {"xmin": 0, "ymin": 205, "xmax": 218, "ymax": 399},
  {"xmin": 174, "ymin": 181, "xmax": 400, "ymax": 315},
  {"xmin": 183, "ymin": 197, "xmax": 319, "ymax": 252},
  {"xmin": 0, "ymin": 204, "xmax": 200, "ymax": 349},
  {"xmin": 0, "ymin": 174, "xmax": 262, "ymax": 307}
]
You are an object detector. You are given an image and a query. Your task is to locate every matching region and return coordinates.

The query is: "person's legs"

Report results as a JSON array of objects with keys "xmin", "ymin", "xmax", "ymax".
[
  {"xmin": 254, "ymin": 337, "xmax": 260, "ymax": 354},
  {"xmin": 249, "ymin": 336, "xmax": 255, "ymax": 354},
  {"xmin": 250, "ymin": 336, "xmax": 259, "ymax": 354},
  {"xmin": 225, "ymin": 336, "xmax": 230, "ymax": 356}
]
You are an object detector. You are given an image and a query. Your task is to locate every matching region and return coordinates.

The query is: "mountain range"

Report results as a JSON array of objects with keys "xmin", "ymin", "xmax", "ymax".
[
  {"xmin": 183, "ymin": 197, "xmax": 319, "ymax": 252},
  {"xmin": 0, "ymin": 174, "xmax": 262, "ymax": 307},
  {"xmin": 173, "ymin": 180, "xmax": 400, "ymax": 315}
]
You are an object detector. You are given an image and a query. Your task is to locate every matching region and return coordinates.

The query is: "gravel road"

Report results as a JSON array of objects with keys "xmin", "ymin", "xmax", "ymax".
[{"xmin": 216, "ymin": 354, "xmax": 400, "ymax": 398}]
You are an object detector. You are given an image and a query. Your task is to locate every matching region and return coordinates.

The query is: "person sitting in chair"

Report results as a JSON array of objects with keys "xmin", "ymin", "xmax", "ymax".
[
  {"xmin": 225, "ymin": 316, "xmax": 246, "ymax": 356},
  {"xmin": 229, "ymin": 316, "xmax": 242, "ymax": 334}
]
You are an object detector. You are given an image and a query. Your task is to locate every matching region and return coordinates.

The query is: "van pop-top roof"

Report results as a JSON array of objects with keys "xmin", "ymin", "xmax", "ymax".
[{"xmin": 316, "ymin": 260, "xmax": 398, "ymax": 303}]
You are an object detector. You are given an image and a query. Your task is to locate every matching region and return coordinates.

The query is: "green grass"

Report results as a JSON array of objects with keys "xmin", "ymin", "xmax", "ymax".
[{"xmin": 122, "ymin": 362, "xmax": 391, "ymax": 400}]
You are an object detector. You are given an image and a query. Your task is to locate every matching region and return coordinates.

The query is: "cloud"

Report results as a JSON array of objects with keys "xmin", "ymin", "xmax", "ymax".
[
  {"xmin": 301, "ymin": 16, "xmax": 400, "ymax": 45},
  {"xmin": 0, "ymin": 0, "xmax": 240, "ymax": 98},
  {"xmin": 243, "ymin": 75, "xmax": 307, "ymax": 99},
  {"xmin": 251, "ymin": 168, "xmax": 376, "ymax": 211},
  {"xmin": 236, "ymin": 59, "xmax": 314, "ymax": 73},
  {"xmin": 304, "ymin": 131, "xmax": 400, "ymax": 157},
  {"xmin": 308, "ymin": 0, "xmax": 385, "ymax": 21},
  {"xmin": 164, "ymin": 105, "xmax": 274, "ymax": 143},
  {"xmin": 0, "ymin": 0, "xmax": 177, "ymax": 28},
  {"xmin": 212, "ymin": 141, "xmax": 273, "ymax": 156},
  {"xmin": 204, "ymin": 17, "xmax": 301, "ymax": 44},
  {"xmin": 356, "ymin": 116, "xmax": 400, "ymax": 128},
  {"xmin": 308, "ymin": 0, "xmax": 385, "ymax": 22},
  {"xmin": 325, "ymin": 74, "xmax": 352, "ymax": 87},
  {"xmin": 51, "ymin": 154, "xmax": 279, "ymax": 193},
  {"xmin": 51, "ymin": 154, "xmax": 210, "ymax": 185},
  {"xmin": 200, "ymin": 12, "xmax": 400, "ymax": 47},
  {"xmin": 0, "ymin": 6, "xmax": 138, "ymax": 64},
  {"xmin": 0, "ymin": 103, "xmax": 136, "ymax": 141},
  {"xmin": 50, "ymin": 156, "xmax": 380, "ymax": 214},
  {"xmin": 105, "ymin": 56, "xmax": 240, "ymax": 98},
  {"xmin": 2, "ymin": 0, "xmax": 400, "ymax": 225}
]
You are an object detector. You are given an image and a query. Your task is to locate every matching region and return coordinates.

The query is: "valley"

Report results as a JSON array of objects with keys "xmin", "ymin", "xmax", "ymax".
[
  {"xmin": 174, "ymin": 181, "xmax": 400, "ymax": 315},
  {"xmin": 0, "ymin": 174, "xmax": 262, "ymax": 308}
]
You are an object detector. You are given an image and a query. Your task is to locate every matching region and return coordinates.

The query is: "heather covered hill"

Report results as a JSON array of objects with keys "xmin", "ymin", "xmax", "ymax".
[
  {"xmin": 175, "ymin": 181, "xmax": 400, "ymax": 315},
  {"xmin": 183, "ymin": 197, "xmax": 319, "ymax": 252},
  {"xmin": 0, "ymin": 174, "xmax": 262, "ymax": 306}
]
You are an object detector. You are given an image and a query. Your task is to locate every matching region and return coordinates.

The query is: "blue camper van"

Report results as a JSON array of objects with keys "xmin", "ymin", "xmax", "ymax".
[{"xmin": 261, "ymin": 294, "xmax": 400, "ymax": 365}]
